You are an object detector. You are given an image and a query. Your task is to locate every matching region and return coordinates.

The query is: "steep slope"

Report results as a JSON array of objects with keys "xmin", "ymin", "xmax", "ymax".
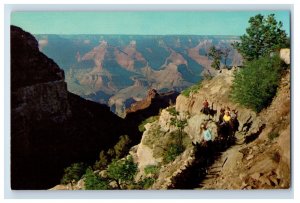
[
  {"xmin": 130, "ymin": 62, "xmax": 290, "ymax": 189},
  {"xmin": 10, "ymin": 26, "xmax": 134, "ymax": 189},
  {"xmin": 130, "ymin": 69, "xmax": 260, "ymax": 189},
  {"xmin": 198, "ymin": 70, "xmax": 290, "ymax": 189}
]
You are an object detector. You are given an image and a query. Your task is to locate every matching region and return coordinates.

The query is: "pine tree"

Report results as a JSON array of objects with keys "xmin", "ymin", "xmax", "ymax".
[
  {"xmin": 84, "ymin": 167, "xmax": 110, "ymax": 190},
  {"xmin": 93, "ymin": 150, "xmax": 109, "ymax": 171},
  {"xmin": 114, "ymin": 135, "xmax": 131, "ymax": 159},
  {"xmin": 232, "ymin": 14, "xmax": 288, "ymax": 61},
  {"xmin": 106, "ymin": 155, "xmax": 138, "ymax": 189},
  {"xmin": 60, "ymin": 162, "xmax": 87, "ymax": 185},
  {"xmin": 208, "ymin": 45, "xmax": 223, "ymax": 70}
]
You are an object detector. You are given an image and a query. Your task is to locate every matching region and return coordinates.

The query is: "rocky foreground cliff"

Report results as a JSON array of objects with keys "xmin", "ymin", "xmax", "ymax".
[
  {"xmin": 56, "ymin": 54, "xmax": 290, "ymax": 190},
  {"xmin": 11, "ymin": 26, "xmax": 140, "ymax": 189},
  {"xmin": 129, "ymin": 64, "xmax": 290, "ymax": 189}
]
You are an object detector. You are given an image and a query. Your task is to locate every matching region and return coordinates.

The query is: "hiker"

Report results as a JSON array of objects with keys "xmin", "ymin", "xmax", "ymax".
[
  {"xmin": 200, "ymin": 124, "xmax": 212, "ymax": 147},
  {"xmin": 201, "ymin": 99, "xmax": 210, "ymax": 115},
  {"xmin": 225, "ymin": 106, "xmax": 231, "ymax": 114},
  {"xmin": 222, "ymin": 111, "xmax": 231, "ymax": 125},
  {"xmin": 200, "ymin": 123, "xmax": 213, "ymax": 167},
  {"xmin": 218, "ymin": 107, "xmax": 225, "ymax": 124},
  {"xmin": 230, "ymin": 109, "xmax": 238, "ymax": 120},
  {"xmin": 230, "ymin": 109, "xmax": 239, "ymax": 132}
]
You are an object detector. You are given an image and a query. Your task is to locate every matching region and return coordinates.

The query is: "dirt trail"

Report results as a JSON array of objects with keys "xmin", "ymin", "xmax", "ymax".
[
  {"xmin": 197, "ymin": 131, "xmax": 245, "ymax": 189},
  {"xmin": 196, "ymin": 70, "xmax": 290, "ymax": 190}
]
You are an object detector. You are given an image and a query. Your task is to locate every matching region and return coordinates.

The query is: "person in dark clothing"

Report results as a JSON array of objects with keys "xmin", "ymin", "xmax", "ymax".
[
  {"xmin": 218, "ymin": 108, "xmax": 225, "ymax": 124},
  {"xmin": 201, "ymin": 99, "xmax": 210, "ymax": 115},
  {"xmin": 230, "ymin": 109, "xmax": 239, "ymax": 132}
]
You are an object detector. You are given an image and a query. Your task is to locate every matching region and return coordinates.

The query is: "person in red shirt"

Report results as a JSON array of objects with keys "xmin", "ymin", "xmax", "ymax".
[
  {"xmin": 203, "ymin": 99, "xmax": 209, "ymax": 108},
  {"xmin": 201, "ymin": 99, "xmax": 210, "ymax": 114}
]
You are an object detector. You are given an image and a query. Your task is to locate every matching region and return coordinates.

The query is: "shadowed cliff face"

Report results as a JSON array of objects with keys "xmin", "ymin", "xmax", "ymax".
[
  {"xmin": 10, "ymin": 26, "xmax": 135, "ymax": 189},
  {"xmin": 11, "ymin": 27, "xmax": 65, "ymax": 91}
]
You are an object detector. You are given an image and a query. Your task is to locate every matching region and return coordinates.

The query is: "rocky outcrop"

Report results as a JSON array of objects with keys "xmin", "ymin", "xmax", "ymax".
[
  {"xmin": 108, "ymin": 78, "xmax": 149, "ymax": 117},
  {"xmin": 49, "ymin": 179, "xmax": 85, "ymax": 190},
  {"xmin": 200, "ymin": 72, "xmax": 290, "ymax": 189},
  {"xmin": 130, "ymin": 103, "xmax": 220, "ymax": 189},
  {"xmin": 176, "ymin": 69, "xmax": 262, "ymax": 135},
  {"xmin": 132, "ymin": 66, "xmax": 290, "ymax": 189},
  {"xmin": 125, "ymin": 89, "xmax": 179, "ymax": 124},
  {"xmin": 126, "ymin": 89, "xmax": 159, "ymax": 113},
  {"xmin": 152, "ymin": 147, "xmax": 195, "ymax": 189},
  {"xmin": 135, "ymin": 123, "xmax": 161, "ymax": 171},
  {"xmin": 11, "ymin": 26, "xmax": 132, "ymax": 189},
  {"xmin": 280, "ymin": 48, "xmax": 290, "ymax": 65},
  {"xmin": 131, "ymin": 114, "xmax": 196, "ymax": 189},
  {"xmin": 11, "ymin": 27, "xmax": 64, "ymax": 91}
]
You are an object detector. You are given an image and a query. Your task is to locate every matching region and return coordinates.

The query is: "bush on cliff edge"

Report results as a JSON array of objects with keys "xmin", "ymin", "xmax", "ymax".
[{"xmin": 231, "ymin": 54, "xmax": 282, "ymax": 112}]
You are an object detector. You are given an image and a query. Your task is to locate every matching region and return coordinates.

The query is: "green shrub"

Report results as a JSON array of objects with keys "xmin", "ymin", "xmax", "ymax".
[
  {"xmin": 107, "ymin": 148, "xmax": 115, "ymax": 158},
  {"xmin": 84, "ymin": 167, "xmax": 110, "ymax": 190},
  {"xmin": 170, "ymin": 117, "xmax": 187, "ymax": 131},
  {"xmin": 208, "ymin": 45, "xmax": 222, "ymax": 70},
  {"xmin": 93, "ymin": 150, "xmax": 109, "ymax": 171},
  {"xmin": 114, "ymin": 135, "xmax": 131, "ymax": 159},
  {"xmin": 164, "ymin": 144, "xmax": 185, "ymax": 164},
  {"xmin": 142, "ymin": 122, "xmax": 165, "ymax": 148},
  {"xmin": 181, "ymin": 81, "xmax": 202, "ymax": 97},
  {"xmin": 138, "ymin": 116, "xmax": 159, "ymax": 132},
  {"xmin": 268, "ymin": 131, "xmax": 280, "ymax": 141},
  {"xmin": 147, "ymin": 128, "xmax": 191, "ymax": 162},
  {"xmin": 136, "ymin": 177, "xmax": 156, "ymax": 189},
  {"xmin": 107, "ymin": 155, "xmax": 138, "ymax": 189},
  {"xmin": 167, "ymin": 107, "xmax": 188, "ymax": 141},
  {"xmin": 61, "ymin": 162, "xmax": 87, "ymax": 185},
  {"xmin": 166, "ymin": 107, "xmax": 179, "ymax": 116},
  {"xmin": 93, "ymin": 135, "xmax": 131, "ymax": 171},
  {"xmin": 144, "ymin": 165, "xmax": 160, "ymax": 176},
  {"xmin": 167, "ymin": 108, "xmax": 188, "ymax": 150},
  {"xmin": 231, "ymin": 54, "xmax": 282, "ymax": 112},
  {"xmin": 141, "ymin": 110, "xmax": 191, "ymax": 162}
]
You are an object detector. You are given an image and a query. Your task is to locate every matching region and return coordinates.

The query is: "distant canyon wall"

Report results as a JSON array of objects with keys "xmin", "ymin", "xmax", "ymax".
[{"xmin": 36, "ymin": 34, "xmax": 243, "ymax": 116}]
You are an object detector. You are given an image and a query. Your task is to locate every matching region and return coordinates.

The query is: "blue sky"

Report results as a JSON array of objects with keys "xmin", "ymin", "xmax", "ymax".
[{"xmin": 11, "ymin": 11, "xmax": 290, "ymax": 36}]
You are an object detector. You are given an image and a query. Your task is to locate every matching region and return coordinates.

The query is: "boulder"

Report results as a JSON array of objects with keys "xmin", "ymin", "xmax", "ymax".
[{"xmin": 280, "ymin": 48, "xmax": 290, "ymax": 65}]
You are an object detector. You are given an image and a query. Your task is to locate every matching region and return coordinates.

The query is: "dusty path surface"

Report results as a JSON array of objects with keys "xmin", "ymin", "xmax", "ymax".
[
  {"xmin": 195, "ymin": 70, "xmax": 290, "ymax": 190},
  {"xmin": 197, "ymin": 131, "xmax": 245, "ymax": 189}
]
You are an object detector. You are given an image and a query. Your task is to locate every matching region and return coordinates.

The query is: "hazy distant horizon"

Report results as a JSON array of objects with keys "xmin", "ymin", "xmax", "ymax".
[
  {"xmin": 33, "ymin": 33, "xmax": 242, "ymax": 37},
  {"xmin": 11, "ymin": 11, "xmax": 290, "ymax": 36}
]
